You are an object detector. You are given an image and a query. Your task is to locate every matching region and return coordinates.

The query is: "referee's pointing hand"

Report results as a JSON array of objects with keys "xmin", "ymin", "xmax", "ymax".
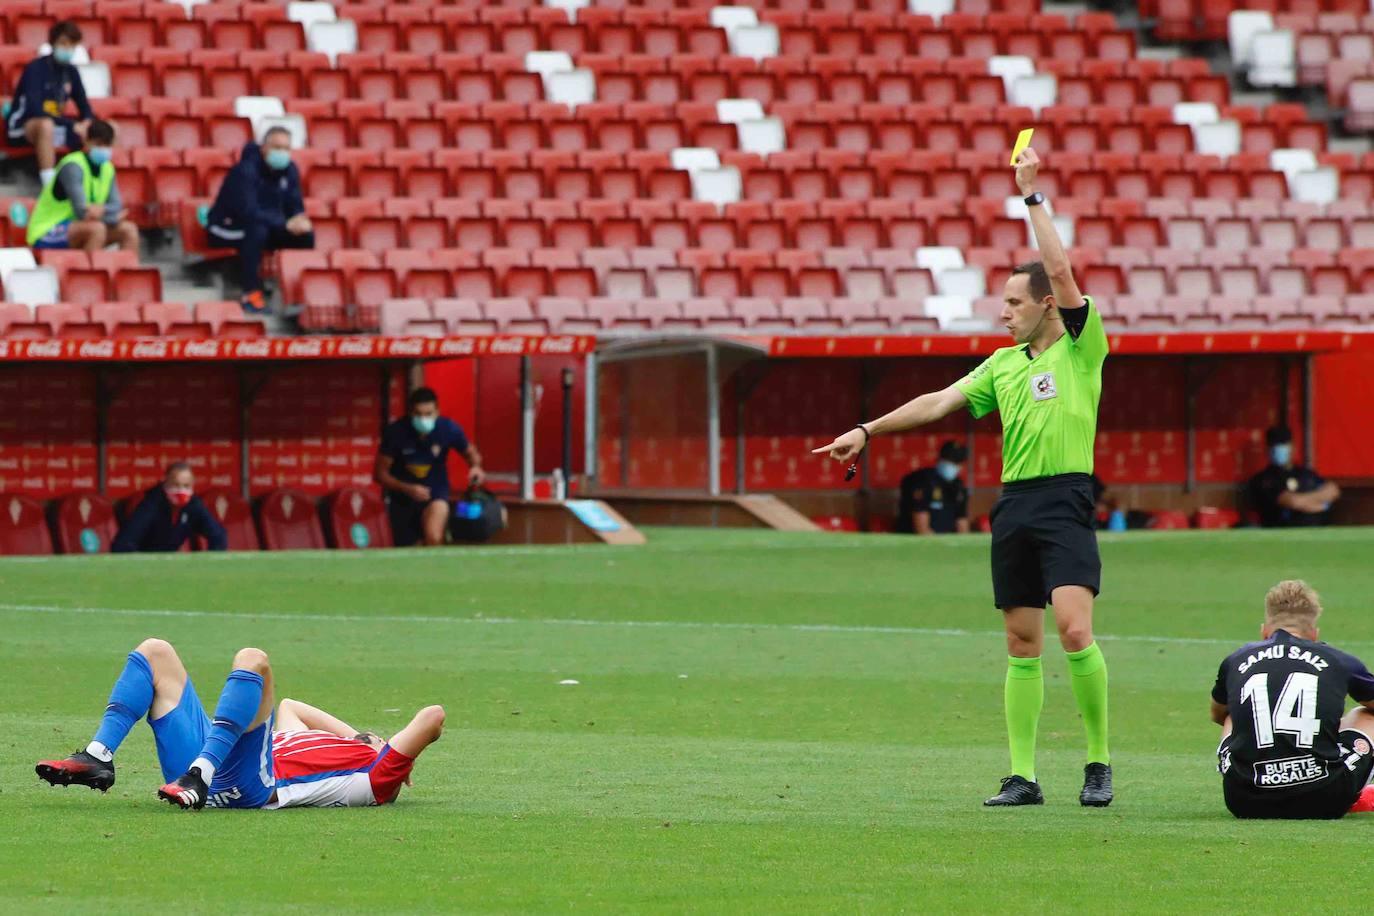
[{"xmin": 812, "ymin": 427, "xmax": 867, "ymax": 462}]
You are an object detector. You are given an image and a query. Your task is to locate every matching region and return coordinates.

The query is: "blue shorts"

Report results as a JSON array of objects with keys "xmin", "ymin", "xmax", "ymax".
[
  {"xmin": 31, "ymin": 220, "xmax": 71, "ymax": 250},
  {"xmin": 148, "ymin": 677, "xmax": 275, "ymax": 809}
]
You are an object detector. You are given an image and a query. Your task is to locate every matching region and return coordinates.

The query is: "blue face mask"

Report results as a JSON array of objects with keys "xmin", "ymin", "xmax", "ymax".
[
  {"xmin": 87, "ymin": 147, "xmax": 111, "ymax": 167},
  {"xmin": 936, "ymin": 460, "xmax": 961, "ymax": 482},
  {"xmin": 52, "ymin": 47, "xmax": 75, "ymax": 65},
  {"xmin": 412, "ymin": 415, "xmax": 437, "ymax": 435},
  {"xmin": 264, "ymin": 148, "xmax": 291, "ymax": 171},
  {"xmin": 1270, "ymin": 444, "xmax": 1292, "ymax": 466}
]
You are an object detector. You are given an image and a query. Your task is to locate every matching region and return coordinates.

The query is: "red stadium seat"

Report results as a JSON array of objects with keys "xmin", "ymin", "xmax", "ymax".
[
  {"xmin": 0, "ymin": 495, "xmax": 53, "ymax": 555},
  {"xmin": 256, "ymin": 490, "xmax": 326, "ymax": 551},
  {"xmin": 196, "ymin": 490, "xmax": 260, "ymax": 550},
  {"xmin": 323, "ymin": 487, "xmax": 393, "ymax": 550},
  {"xmin": 53, "ymin": 493, "xmax": 118, "ymax": 554}
]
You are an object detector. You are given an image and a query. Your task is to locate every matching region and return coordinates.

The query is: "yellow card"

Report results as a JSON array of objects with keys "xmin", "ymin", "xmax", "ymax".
[{"xmin": 1009, "ymin": 128, "xmax": 1034, "ymax": 166}]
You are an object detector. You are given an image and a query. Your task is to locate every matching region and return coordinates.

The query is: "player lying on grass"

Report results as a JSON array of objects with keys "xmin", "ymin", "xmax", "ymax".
[
  {"xmin": 1212, "ymin": 580, "xmax": 1374, "ymax": 819},
  {"xmin": 35, "ymin": 638, "xmax": 445, "ymax": 810}
]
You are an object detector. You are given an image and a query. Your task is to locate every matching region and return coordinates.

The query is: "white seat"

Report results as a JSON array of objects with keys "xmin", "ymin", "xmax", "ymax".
[
  {"xmin": 922, "ymin": 295, "xmax": 973, "ymax": 329},
  {"xmin": 1248, "ymin": 30, "xmax": 1297, "ymax": 87},
  {"xmin": 716, "ymin": 99, "xmax": 766, "ymax": 124},
  {"xmin": 234, "ymin": 96, "xmax": 287, "ymax": 140},
  {"xmin": 689, "ymin": 167, "xmax": 742, "ymax": 206},
  {"xmin": 257, "ymin": 114, "xmax": 308, "ymax": 148},
  {"xmin": 0, "ymin": 248, "xmax": 38, "ymax": 290},
  {"xmin": 1270, "ymin": 148, "xmax": 1319, "ymax": 184},
  {"xmin": 306, "ymin": 20, "xmax": 357, "ymax": 66},
  {"xmin": 1191, "ymin": 120, "xmax": 1241, "ymax": 157},
  {"xmin": 726, "ymin": 24, "xmax": 779, "ymax": 60},
  {"xmin": 76, "ymin": 62, "xmax": 111, "ymax": 99},
  {"xmin": 1228, "ymin": 10, "xmax": 1275, "ymax": 68},
  {"xmin": 1290, "ymin": 168, "xmax": 1340, "ymax": 205},
  {"xmin": 545, "ymin": 69, "xmax": 595, "ymax": 107},
  {"xmin": 735, "ymin": 118, "xmax": 786, "ymax": 156},
  {"xmin": 544, "ymin": 0, "xmax": 590, "ymax": 21},
  {"xmin": 935, "ymin": 267, "xmax": 987, "ymax": 299},
  {"xmin": 1010, "ymin": 74, "xmax": 1056, "ymax": 113},
  {"xmin": 1004, "ymin": 195, "xmax": 1054, "ymax": 219},
  {"xmin": 710, "ymin": 7, "xmax": 759, "ymax": 30},
  {"xmin": 524, "ymin": 50, "xmax": 574, "ymax": 77},
  {"xmin": 908, "ymin": 0, "xmax": 954, "ymax": 19},
  {"xmin": 915, "ymin": 246, "xmax": 965, "ymax": 272},
  {"xmin": 987, "ymin": 55, "xmax": 1035, "ymax": 98},
  {"xmin": 286, "ymin": 1, "xmax": 335, "ymax": 29},
  {"xmin": 164, "ymin": 0, "xmax": 210, "ymax": 15},
  {"xmin": 670, "ymin": 147, "xmax": 721, "ymax": 172},
  {"xmin": 38, "ymin": 43, "xmax": 91, "ymax": 64},
  {"xmin": 1172, "ymin": 101, "xmax": 1220, "ymax": 126},
  {"xmin": 4, "ymin": 267, "xmax": 59, "ymax": 307}
]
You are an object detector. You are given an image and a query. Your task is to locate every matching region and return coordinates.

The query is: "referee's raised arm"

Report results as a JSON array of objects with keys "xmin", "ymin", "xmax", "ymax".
[{"xmin": 1015, "ymin": 148, "xmax": 1084, "ymax": 313}]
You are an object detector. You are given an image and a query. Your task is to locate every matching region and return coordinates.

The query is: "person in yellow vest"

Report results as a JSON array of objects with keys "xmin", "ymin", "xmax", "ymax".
[{"xmin": 27, "ymin": 119, "xmax": 138, "ymax": 253}]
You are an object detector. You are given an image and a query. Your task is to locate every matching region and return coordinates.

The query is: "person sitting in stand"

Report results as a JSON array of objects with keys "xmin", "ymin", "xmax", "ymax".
[{"xmin": 112, "ymin": 462, "xmax": 227, "ymax": 553}]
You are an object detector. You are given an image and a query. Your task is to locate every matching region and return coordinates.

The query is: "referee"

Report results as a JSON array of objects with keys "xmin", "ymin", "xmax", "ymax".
[{"xmin": 813, "ymin": 148, "xmax": 1111, "ymax": 808}]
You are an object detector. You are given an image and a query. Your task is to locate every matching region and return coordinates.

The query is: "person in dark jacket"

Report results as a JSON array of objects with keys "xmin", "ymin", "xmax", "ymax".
[
  {"xmin": 1247, "ymin": 425, "xmax": 1341, "ymax": 528},
  {"xmin": 207, "ymin": 128, "xmax": 313, "ymax": 314},
  {"xmin": 113, "ymin": 462, "xmax": 227, "ymax": 553},
  {"xmin": 5, "ymin": 21, "xmax": 94, "ymax": 188}
]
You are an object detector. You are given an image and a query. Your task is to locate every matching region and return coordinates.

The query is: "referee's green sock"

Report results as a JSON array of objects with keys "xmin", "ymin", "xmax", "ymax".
[
  {"xmin": 1005, "ymin": 655, "xmax": 1043, "ymax": 782},
  {"xmin": 1067, "ymin": 642, "xmax": 1110, "ymax": 765}
]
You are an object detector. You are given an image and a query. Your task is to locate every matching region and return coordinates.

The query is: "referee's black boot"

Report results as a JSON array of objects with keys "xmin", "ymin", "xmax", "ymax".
[
  {"xmin": 984, "ymin": 775, "xmax": 1044, "ymax": 807},
  {"xmin": 1079, "ymin": 763, "xmax": 1113, "ymax": 807}
]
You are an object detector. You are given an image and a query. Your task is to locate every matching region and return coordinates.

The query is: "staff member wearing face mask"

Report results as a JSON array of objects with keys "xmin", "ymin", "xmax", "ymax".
[
  {"xmin": 895, "ymin": 440, "xmax": 970, "ymax": 535},
  {"xmin": 27, "ymin": 119, "xmax": 137, "ymax": 253},
  {"xmin": 376, "ymin": 387, "xmax": 487, "ymax": 547},
  {"xmin": 6, "ymin": 21, "xmax": 94, "ymax": 189},
  {"xmin": 207, "ymin": 126, "xmax": 314, "ymax": 314},
  {"xmin": 1247, "ymin": 426, "xmax": 1341, "ymax": 528},
  {"xmin": 112, "ymin": 463, "xmax": 228, "ymax": 553}
]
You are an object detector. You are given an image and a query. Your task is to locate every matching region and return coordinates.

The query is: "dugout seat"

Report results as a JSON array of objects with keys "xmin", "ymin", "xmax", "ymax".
[
  {"xmin": 322, "ymin": 487, "xmax": 393, "ymax": 549},
  {"xmin": 201, "ymin": 489, "xmax": 261, "ymax": 551},
  {"xmin": 52, "ymin": 493, "xmax": 118, "ymax": 554},
  {"xmin": 256, "ymin": 489, "xmax": 327, "ymax": 551},
  {"xmin": 0, "ymin": 494, "xmax": 54, "ymax": 555}
]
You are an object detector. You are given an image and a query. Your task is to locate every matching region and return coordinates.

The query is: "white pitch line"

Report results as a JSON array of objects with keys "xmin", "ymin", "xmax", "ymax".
[{"xmin": 0, "ymin": 602, "xmax": 1261, "ymax": 647}]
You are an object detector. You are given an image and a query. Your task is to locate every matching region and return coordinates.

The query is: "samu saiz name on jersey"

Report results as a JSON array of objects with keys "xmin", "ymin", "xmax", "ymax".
[{"xmin": 1237, "ymin": 644, "xmax": 1330, "ymax": 675}]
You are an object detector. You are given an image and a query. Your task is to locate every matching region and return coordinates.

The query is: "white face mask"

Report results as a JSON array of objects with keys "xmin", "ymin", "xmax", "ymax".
[
  {"xmin": 1270, "ymin": 444, "xmax": 1292, "ymax": 466},
  {"xmin": 412, "ymin": 415, "xmax": 437, "ymax": 435}
]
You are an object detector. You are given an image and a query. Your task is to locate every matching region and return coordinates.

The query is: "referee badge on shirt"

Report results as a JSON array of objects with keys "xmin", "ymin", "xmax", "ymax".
[{"xmin": 1030, "ymin": 371, "xmax": 1058, "ymax": 401}]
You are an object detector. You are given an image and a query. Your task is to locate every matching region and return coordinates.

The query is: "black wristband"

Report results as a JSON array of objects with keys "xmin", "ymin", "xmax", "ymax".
[
  {"xmin": 855, "ymin": 423, "xmax": 870, "ymax": 445},
  {"xmin": 1024, "ymin": 191, "xmax": 1045, "ymax": 207}
]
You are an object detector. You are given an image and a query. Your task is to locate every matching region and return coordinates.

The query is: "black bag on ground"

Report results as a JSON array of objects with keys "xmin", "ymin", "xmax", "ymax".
[{"xmin": 449, "ymin": 487, "xmax": 506, "ymax": 542}]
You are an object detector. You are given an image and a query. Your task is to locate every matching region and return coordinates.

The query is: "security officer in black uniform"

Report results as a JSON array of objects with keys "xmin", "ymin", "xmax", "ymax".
[
  {"xmin": 895, "ymin": 440, "xmax": 970, "ymax": 535},
  {"xmin": 1247, "ymin": 426, "xmax": 1340, "ymax": 528}
]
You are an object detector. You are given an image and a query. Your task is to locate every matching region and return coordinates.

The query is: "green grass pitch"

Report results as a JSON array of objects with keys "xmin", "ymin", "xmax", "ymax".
[{"xmin": 4, "ymin": 526, "xmax": 1374, "ymax": 913}]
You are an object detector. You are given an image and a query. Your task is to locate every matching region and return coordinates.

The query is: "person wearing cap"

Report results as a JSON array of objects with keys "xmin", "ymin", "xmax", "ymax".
[
  {"xmin": 895, "ymin": 440, "xmax": 970, "ymax": 535},
  {"xmin": 1247, "ymin": 426, "xmax": 1340, "ymax": 528}
]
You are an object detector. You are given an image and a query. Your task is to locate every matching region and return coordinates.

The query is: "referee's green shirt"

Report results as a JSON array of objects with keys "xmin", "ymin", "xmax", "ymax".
[{"xmin": 953, "ymin": 296, "xmax": 1108, "ymax": 483}]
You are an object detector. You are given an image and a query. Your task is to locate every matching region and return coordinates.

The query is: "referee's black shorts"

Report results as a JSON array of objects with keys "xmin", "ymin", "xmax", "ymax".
[{"xmin": 989, "ymin": 472, "xmax": 1101, "ymax": 610}]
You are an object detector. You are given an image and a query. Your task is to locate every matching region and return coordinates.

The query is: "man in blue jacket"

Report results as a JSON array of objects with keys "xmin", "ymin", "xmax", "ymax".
[
  {"xmin": 207, "ymin": 128, "xmax": 314, "ymax": 314},
  {"xmin": 113, "ymin": 462, "xmax": 228, "ymax": 553},
  {"xmin": 5, "ymin": 21, "xmax": 94, "ymax": 188}
]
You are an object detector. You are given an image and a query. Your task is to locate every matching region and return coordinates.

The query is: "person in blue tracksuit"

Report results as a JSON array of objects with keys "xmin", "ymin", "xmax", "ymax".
[
  {"xmin": 207, "ymin": 128, "xmax": 314, "ymax": 314},
  {"xmin": 113, "ymin": 462, "xmax": 227, "ymax": 553},
  {"xmin": 5, "ymin": 21, "xmax": 95, "ymax": 188}
]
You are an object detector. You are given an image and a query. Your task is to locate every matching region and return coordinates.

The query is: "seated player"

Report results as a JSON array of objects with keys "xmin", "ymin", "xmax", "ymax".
[
  {"xmin": 893, "ymin": 440, "xmax": 969, "ymax": 535},
  {"xmin": 35, "ymin": 637, "xmax": 445, "ymax": 810},
  {"xmin": 1211, "ymin": 580, "xmax": 1374, "ymax": 819}
]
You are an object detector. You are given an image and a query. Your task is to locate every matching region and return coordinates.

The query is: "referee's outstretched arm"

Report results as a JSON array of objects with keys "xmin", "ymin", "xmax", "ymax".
[
  {"xmin": 811, "ymin": 386, "xmax": 968, "ymax": 462},
  {"xmin": 1016, "ymin": 148, "xmax": 1084, "ymax": 312}
]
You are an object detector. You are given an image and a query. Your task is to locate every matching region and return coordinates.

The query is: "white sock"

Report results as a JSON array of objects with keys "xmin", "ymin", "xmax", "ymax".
[
  {"xmin": 190, "ymin": 756, "xmax": 216, "ymax": 784},
  {"xmin": 85, "ymin": 741, "xmax": 113, "ymax": 762},
  {"xmin": 39, "ymin": 168, "xmax": 55, "ymax": 187}
]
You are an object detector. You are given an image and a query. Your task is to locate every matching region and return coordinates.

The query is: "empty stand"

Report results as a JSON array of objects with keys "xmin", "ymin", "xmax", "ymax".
[{"xmin": 256, "ymin": 489, "xmax": 327, "ymax": 550}]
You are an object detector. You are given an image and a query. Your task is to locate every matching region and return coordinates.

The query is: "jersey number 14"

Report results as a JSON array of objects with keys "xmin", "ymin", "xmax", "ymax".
[{"xmin": 1241, "ymin": 671, "xmax": 1322, "ymax": 748}]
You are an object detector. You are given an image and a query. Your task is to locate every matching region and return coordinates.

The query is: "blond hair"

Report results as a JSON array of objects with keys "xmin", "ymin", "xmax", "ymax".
[{"xmin": 1264, "ymin": 579, "xmax": 1322, "ymax": 633}]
